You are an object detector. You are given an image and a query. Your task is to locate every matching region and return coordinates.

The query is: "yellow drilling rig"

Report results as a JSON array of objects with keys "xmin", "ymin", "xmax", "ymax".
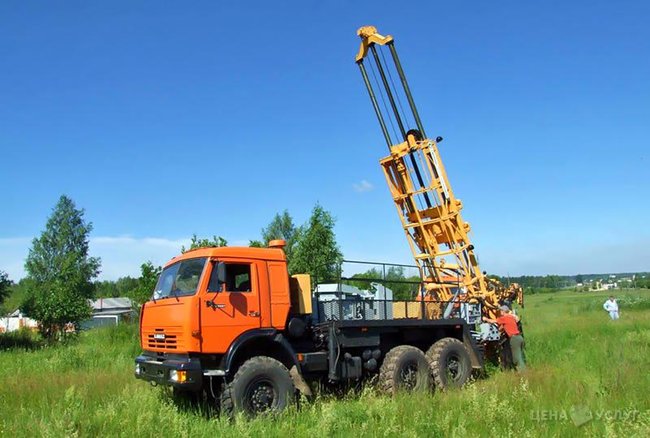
[
  {"xmin": 131, "ymin": 27, "xmax": 529, "ymax": 414},
  {"xmin": 355, "ymin": 26, "xmax": 523, "ymax": 321}
]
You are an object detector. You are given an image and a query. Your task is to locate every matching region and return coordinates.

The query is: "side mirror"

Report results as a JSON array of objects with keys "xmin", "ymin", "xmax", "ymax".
[
  {"xmin": 216, "ymin": 262, "xmax": 226, "ymax": 284},
  {"xmin": 208, "ymin": 261, "xmax": 227, "ymax": 293}
]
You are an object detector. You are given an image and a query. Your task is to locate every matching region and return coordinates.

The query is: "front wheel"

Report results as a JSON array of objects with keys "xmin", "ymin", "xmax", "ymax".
[{"xmin": 220, "ymin": 356, "xmax": 295, "ymax": 416}]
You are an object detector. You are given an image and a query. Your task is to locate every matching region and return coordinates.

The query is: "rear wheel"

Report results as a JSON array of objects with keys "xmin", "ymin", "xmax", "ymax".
[
  {"xmin": 427, "ymin": 338, "xmax": 472, "ymax": 389},
  {"xmin": 379, "ymin": 345, "xmax": 431, "ymax": 395},
  {"xmin": 220, "ymin": 356, "xmax": 295, "ymax": 416}
]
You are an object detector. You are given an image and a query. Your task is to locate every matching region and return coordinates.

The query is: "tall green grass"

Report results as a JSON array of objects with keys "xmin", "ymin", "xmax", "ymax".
[{"xmin": 1, "ymin": 290, "xmax": 649, "ymax": 437}]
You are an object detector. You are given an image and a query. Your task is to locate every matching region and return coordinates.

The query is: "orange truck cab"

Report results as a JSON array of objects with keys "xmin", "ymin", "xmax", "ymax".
[{"xmin": 134, "ymin": 241, "xmax": 485, "ymax": 415}]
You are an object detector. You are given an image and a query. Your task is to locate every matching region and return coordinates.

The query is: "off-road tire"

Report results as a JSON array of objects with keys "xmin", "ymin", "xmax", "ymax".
[
  {"xmin": 220, "ymin": 356, "xmax": 295, "ymax": 416},
  {"xmin": 426, "ymin": 337, "xmax": 472, "ymax": 390},
  {"xmin": 379, "ymin": 345, "xmax": 431, "ymax": 395}
]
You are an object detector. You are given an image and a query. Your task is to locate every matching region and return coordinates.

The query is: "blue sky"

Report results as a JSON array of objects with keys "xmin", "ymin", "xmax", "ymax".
[{"xmin": 1, "ymin": 0, "xmax": 648, "ymax": 280}]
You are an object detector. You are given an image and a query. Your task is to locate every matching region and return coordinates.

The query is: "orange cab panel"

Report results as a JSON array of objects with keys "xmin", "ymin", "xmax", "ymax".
[
  {"xmin": 268, "ymin": 262, "xmax": 290, "ymax": 329},
  {"xmin": 140, "ymin": 296, "xmax": 200, "ymax": 353},
  {"xmin": 140, "ymin": 246, "xmax": 289, "ymax": 355},
  {"xmin": 199, "ymin": 258, "xmax": 263, "ymax": 353}
]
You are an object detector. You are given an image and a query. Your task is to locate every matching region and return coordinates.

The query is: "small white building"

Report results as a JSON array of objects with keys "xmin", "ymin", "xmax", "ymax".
[
  {"xmin": 1, "ymin": 297, "xmax": 136, "ymax": 333},
  {"xmin": 0, "ymin": 309, "xmax": 39, "ymax": 334}
]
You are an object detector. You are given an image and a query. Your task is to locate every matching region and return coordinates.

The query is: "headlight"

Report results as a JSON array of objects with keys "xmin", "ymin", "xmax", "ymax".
[
  {"xmin": 135, "ymin": 364, "xmax": 141, "ymax": 375},
  {"xmin": 169, "ymin": 370, "xmax": 187, "ymax": 383}
]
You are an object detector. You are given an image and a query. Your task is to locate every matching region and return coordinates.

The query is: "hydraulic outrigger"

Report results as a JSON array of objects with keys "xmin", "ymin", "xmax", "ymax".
[{"xmin": 355, "ymin": 26, "xmax": 523, "ymax": 319}]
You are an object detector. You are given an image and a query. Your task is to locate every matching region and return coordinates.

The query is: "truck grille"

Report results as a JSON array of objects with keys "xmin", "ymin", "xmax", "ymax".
[{"xmin": 145, "ymin": 328, "xmax": 184, "ymax": 351}]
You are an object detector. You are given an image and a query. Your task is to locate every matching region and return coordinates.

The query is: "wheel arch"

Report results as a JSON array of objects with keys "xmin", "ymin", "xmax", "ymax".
[{"xmin": 221, "ymin": 329, "xmax": 300, "ymax": 377}]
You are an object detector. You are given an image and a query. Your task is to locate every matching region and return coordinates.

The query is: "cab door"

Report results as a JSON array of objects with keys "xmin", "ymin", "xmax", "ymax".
[{"xmin": 200, "ymin": 259, "xmax": 262, "ymax": 353}]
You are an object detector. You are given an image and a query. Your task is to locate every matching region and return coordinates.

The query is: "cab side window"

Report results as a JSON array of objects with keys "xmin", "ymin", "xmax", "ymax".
[
  {"xmin": 228, "ymin": 264, "xmax": 251, "ymax": 292},
  {"xmin": 208, "ymin": 263, "xmax": 252, "ymax": 292}
]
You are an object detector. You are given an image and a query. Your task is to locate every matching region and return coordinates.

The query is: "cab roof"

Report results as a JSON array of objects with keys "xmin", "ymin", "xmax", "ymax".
[{"xmin": 164, "ymin": 246, "xmax": 286, "ymax": 268}]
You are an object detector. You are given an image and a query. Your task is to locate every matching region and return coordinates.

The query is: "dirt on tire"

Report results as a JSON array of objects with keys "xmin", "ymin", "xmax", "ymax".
[
  {"xmin": 426, "ymin": 337, "xmax": 472, "ymax": 390},
  {"xmin": 220, "ymin": 356, "xmax": 295, "ymax": 417},
  {"xmin": 379, "ymin": 345, "xmax": 431, "ymax": 395}
]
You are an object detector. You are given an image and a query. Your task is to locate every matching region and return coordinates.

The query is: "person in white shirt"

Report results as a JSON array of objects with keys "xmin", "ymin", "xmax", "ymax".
[{"xmin": 603, "ymin": 296, "xmax": 619, "ymax": 320}]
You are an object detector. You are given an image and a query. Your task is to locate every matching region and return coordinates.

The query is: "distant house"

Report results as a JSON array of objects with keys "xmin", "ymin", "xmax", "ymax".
[
  {"xmin": 0, "ymin": 309, "xmax": 38, "ymax": 334},
  {"xmin": 81, "ymin": 297, "xmax": 135, "ymax": 329},
  {"xmin": 1, "ymin": 297, "xmax": 135, "ymax": 333}
]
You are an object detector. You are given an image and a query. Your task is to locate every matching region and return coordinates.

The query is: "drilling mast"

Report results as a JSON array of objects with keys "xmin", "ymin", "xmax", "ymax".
[{"xmin": 355, "ymin": 26, "xmax": 521, "ymax": 316}]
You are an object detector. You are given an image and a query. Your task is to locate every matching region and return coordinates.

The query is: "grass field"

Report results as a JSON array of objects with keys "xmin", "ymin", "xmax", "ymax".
[{"xmin": 1, "ymin": 289, "xmax": 649, "ymax": 437}]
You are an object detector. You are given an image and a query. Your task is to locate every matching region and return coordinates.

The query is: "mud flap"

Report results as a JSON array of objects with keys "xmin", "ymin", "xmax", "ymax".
[{"xmin": 289, "ymin": 365, "xmax": 312, "ymax": 397}]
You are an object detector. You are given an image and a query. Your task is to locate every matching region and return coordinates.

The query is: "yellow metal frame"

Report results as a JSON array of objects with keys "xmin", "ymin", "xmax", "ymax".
[
  {"xmin": 355, "ymin": 26, "xmax": 393, "ymax": 62},
  {"xmin": 380, "ymin": 136, "xmax": 514, "ymax": 318},
  {"xmin": 357, "ymin": 26, "xmax": 521, "ymax": 319},
  {"xmin": 380, "ymin": 136, "xmax": 483, "ymax": 289}
]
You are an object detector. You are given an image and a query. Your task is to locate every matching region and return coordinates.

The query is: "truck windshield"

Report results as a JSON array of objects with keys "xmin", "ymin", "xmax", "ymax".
[{"xmin": 153, "ymin": 257, "xmax": 207, "ymax": 300}]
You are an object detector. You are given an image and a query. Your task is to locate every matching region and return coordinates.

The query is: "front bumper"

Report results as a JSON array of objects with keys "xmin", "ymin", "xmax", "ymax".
[{"xmin": 134, "ymin": 353, "xmax": 203, "ymax": 391}]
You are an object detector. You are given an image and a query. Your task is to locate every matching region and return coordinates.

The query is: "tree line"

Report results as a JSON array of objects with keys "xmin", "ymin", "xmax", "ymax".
[
  {"xmin": 488, "ymin": 274, "xmax": 575, "ymax": 294},
  {"xmin": 2, "ymin": 194, "xmax": 649, "ymax": 341},
  {"xmin": 96, "ymin": 205, "xmax": 344, "ymax": 305},
  {"xmin": 620, "ymin": 278, "xmax": 650, "ymax": 289},
  {"xmin": 0, "ymin": 195, "xmax": 342, "ymax": 341},
  {"xmin": 346, "ymin": 266, "xmax": 420, "ymax": 300}
]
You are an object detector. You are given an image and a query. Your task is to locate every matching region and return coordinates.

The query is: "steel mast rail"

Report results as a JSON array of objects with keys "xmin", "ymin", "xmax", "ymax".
[{"xmin": 355, "ymin": 26, "xmax": 522, "ymax": 315}]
